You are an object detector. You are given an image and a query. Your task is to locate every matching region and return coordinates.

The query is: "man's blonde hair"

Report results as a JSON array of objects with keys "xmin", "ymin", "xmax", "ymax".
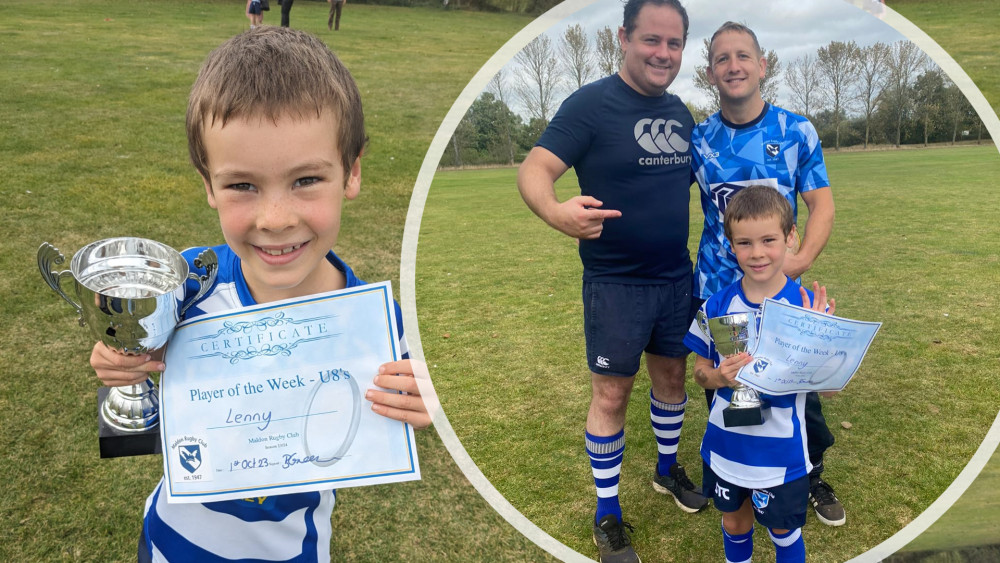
[
  {"xmin": 707, "ymin": 21, "xmax": 763, "ymax": 65},
  {"xmin": 723, "ymin": 185, "xmax": 794, "ymax": 241},
  {"xmin": 186, "ymin": 27, "xmax": 366, "ymax": 185}
]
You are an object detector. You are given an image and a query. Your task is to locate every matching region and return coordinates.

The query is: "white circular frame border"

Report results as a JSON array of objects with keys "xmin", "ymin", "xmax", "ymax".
[{"xmin": 398, "ymin": 1, "xmax": 1000, "ymax": 561}]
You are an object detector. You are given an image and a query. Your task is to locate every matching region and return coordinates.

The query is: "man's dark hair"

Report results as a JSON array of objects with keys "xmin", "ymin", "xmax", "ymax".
[{"xmin": 622, "ymin": 0, "xmax": 689, "ymax": 45}]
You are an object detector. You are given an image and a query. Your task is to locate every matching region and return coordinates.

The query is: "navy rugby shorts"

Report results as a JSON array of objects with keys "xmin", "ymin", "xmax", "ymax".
[{"xmin": 583, "ymin": 273, "xmax": 692, "ymax": 377}]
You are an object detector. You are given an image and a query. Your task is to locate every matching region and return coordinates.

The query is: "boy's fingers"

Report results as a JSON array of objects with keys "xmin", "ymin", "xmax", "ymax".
[
  {"xmin": 378, "ymin": 360, "xmax": 414, "ymax": 377},
  {"xmin": 370, "ymin": 403, "xmax": 432, "ymax": 429},
  {"xmin": 367, "ymin": 390, "xmax": 431, "ymax": 429},
  {"xmin": 367, "ymin": 389, "xmax": 423, "ymax": 411},
  {"xmin": 372, "ymin": 373, "xmax": 419, "ymax": 394}
]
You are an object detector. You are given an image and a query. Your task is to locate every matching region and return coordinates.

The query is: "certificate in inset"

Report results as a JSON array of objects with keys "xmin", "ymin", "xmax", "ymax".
[
  {"xmin": 159, "ymin": 281, "xmax": 420, "ymax": 504},
  {"xmin": 736, "ymin": 298, "xmax": 881, "ymax": 395}
]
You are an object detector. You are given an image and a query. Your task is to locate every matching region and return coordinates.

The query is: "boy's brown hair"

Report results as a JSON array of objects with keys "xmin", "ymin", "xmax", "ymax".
[
  {"xmin": 186, "ymin": 27, "xmax": 367, "ymax": 185},
  {"xmin": 723, "ymin": 185, "xmax": 794, "ymax": 241}
]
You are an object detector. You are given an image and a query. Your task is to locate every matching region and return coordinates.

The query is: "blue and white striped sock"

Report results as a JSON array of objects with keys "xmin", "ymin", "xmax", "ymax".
[
  {"xmin": 770, "ymin": 527, "xmax": 805, "ymax": 563},
  {"xmin": 651, "ymin": 391, "xmax": 686, "ymax": 476},
  {"xmin": 586, "ymin": 429, "xmax": 625, "ymax": 524},
  {"xmin": 722, "ymin": 524, "xmax": 754, "ymax": 563}
]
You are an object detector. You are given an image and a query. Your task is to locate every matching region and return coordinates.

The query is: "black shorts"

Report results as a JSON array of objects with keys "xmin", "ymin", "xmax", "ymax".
[
  {"xmin": 704, "ymin": 461, "xmax": 808, "ymax": 530},
  {"xmin": 583, "ymin": 273, "xmax": 692, "ymax": 376}
]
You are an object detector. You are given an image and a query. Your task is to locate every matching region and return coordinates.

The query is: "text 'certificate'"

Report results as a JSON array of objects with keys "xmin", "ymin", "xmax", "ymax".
[{"xmin": 159, "ymin": 281, "xmax": 419, "ymax": 504}]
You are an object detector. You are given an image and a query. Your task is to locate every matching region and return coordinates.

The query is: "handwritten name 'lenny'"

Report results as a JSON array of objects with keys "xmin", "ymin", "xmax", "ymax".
[{"xmin": 226, "ymin": 408, "xmax": 272, "ymax": 431}]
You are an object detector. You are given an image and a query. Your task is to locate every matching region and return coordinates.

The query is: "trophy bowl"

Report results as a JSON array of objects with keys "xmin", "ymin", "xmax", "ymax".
[
  {"xmin": 700, "ymin": 311, "xmax": 768, "ymax": 427},
  {"xmin": 38, "ymin": 238, "xmax": 217, "ymax": 450}
]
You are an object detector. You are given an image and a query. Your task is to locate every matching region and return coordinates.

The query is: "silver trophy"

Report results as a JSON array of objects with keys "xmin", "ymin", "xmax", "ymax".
[
  {"xmin": 696, "ymin": 311, "xmax": 768, "ymax": 427},
  {"xmin": 38, "ymin": 237, "xmax": 217, "ymax": 457}
]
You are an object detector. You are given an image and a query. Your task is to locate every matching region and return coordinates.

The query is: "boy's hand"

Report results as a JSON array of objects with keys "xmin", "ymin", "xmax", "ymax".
[
  {"xmin": 90, "ymin": 342, "xmax": 165, "ymax": 387},
  {"xmin": 719, "ymin": 352, "xmax": 753, "ymax": 384},
  {"xmin": 366, "ymin": 360, "xmax": 431, "ymax": 429},
  {"xmin": 800, "ymin": 281, "xmax": 836, "ymax": 316}
]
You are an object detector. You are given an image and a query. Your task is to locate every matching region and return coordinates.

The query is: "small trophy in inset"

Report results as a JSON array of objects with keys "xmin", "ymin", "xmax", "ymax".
[
  {"xmin": 38, "ymin": 237, "xmax": 217, "ymax": 458},
  {"xmin": 696, "ymin": 310, "xmax": 768, "ymax": 427}
]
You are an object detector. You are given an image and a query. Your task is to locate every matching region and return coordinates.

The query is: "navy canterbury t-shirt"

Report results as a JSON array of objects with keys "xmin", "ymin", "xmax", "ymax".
[{"xmin": 537, "ymin": 74, "xmax": 694, "ymax": 283}]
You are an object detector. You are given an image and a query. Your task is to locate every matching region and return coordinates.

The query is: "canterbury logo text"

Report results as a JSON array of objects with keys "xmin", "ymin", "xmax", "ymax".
[{"xmin": 634, "ymin": 118, "xmax": 690, "ymax": 154}]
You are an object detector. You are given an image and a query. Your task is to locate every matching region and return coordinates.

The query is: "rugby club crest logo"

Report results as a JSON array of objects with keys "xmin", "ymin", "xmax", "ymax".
[
  {"xmin": 179, "ymin": 444, "xmax": 202, "ymax": 473},
  {"xmin": 752, "ymin": 489, "xmax": 771, "ymax": 511},
  {"xmin": 765, "ymin": 142, "xmax": 780, "ymax": 158}
]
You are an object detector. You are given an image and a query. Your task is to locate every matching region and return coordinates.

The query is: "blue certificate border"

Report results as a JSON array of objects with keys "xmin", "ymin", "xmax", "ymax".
[{"xmin": 160, "ymin": 282, "xmax": 418, "ymax": 500}]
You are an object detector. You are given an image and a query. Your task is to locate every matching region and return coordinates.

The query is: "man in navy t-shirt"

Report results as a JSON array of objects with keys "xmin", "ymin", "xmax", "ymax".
[{"xmin": 517, "ymin": 1, "xmax": 706, "ymax": 561}]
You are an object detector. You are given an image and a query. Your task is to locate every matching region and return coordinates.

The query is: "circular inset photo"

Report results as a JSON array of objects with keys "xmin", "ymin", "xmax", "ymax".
[{"xmin": 408, "ymin": 0, "xmax": 1000, "ymax": 561}]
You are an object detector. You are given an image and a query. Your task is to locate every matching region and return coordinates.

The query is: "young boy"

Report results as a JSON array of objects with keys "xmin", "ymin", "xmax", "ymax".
[
  {"xmin": 89, "ymin": 27, "xmax": 430, "ymax": 562},
  {"xmin": 246, "ymin": 0, "xmax": 263, "ymax": 29},
  {"xmin": 690, "ymin": 21, "xmax": 844, "ymax": 527},
  {"xmin": 684, "ymin": 185, "xmax": 835, "ymax": 563}
]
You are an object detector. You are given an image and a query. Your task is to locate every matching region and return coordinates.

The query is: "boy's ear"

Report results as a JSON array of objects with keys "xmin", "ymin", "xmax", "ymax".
[
  {"xmin": 202, "ymin": 174, "xmax": 218, "ymax": 209},
  {"xmin": 344, "ymin": 157, "xmax": 361, "ymax": 200},
  {"xmin": 786, "ymin": 224, "xmax": 800, "ymax": 253}
]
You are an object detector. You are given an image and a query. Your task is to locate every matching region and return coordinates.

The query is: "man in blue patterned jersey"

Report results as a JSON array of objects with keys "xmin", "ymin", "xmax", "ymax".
[
  {"xmin": 518, "ymin": 1, "xmax": 707, "ymax": 561},
  {"xmin": 690, "ymin": 21, "xmax": 844, "ymax": 527}
]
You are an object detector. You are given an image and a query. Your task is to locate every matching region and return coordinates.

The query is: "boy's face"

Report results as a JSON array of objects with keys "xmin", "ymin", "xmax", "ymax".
[
  {"xmin": 706, "ymin": 30, "xmax": 766, "ymax": 105},
  {"xmin": 617, "ymin": 3, "xmax": 685, "ymax": 97},
  {"xmin": 728, "ymin": 214, "xmax": 795, "ymax": 287},
  {"xmin": 200, "ymin": 111, "xmax": 361, "ymax": 304}
]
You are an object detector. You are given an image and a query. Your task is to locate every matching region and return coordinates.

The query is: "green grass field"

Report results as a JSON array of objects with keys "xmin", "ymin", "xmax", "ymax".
[
  {"xmin": 2, "ymin": 0, "xmax": 998, "ymax": 561},
  {"xmin": 0, "ymin": 1, "xmax": 558, "ymax": 561},
  {"xmin": 416, "ymin": 144, "xmax": 1000, "ymax": 561}
]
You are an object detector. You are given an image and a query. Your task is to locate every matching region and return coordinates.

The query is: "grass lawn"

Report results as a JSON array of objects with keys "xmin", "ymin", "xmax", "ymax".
[
  {"xmin": 0, "ymin": 0, "xmax": 558, "ymax": 561},
  {"xmin": 416, "ymin": 144, "xmax": 1000, "ymax": 562}
]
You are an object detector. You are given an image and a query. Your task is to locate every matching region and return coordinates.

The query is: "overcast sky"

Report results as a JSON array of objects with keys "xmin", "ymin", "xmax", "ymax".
[{"xmin": 499, "ymin": 0, "xmax": 909, "ymax": 115}]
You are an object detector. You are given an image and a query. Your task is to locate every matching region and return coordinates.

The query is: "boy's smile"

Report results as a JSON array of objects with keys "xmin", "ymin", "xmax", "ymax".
[
  {"xmin": 729, "ymin": 213, "xmax": 795, "ymax": 300},
  {"xmin": 201, "ymin": 111, "xmax": 361, "ymax": 304}
]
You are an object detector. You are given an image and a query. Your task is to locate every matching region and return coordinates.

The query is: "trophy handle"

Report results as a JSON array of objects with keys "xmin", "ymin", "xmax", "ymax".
[
  {"xmin": 179, "ymin": 248, "xmax": 219, "ymax": 319},
  {"xmin": 695, "ymin": 309, "xmax": 711, "ymax": 339},
  {"xmin": 38, "ymin": 242, "xmax": 85, "ymax": 325}
]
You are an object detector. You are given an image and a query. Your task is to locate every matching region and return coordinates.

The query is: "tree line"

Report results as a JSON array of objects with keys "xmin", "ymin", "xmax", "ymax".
[{"xmin": 441, "ymin": 28, "xmax": 990, "ymax": 168}]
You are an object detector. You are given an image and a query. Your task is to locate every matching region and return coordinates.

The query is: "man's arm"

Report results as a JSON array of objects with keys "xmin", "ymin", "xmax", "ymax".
[
  {"xmin": 517, "ymin": 146, "xmax": 621, "ymax": 240},
  {"xmin": 784, "ymin": 186, "xmax": 834, "ymax": 279}
]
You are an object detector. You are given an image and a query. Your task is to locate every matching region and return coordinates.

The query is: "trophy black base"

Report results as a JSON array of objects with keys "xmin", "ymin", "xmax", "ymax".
[
  {"xmin": 97, "ymin": 387, "xmax": 162, "ymax": 458},
  {"xmin": 723, "ymin": 402, "xmax": 770, "ymax": 427}
]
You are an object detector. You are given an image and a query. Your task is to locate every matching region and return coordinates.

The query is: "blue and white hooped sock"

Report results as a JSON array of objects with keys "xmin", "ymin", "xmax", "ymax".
[
  {"xmin": 651, "ymin": 391, "xmax": 686, "ymax": 476},
  {"xmin": 722, "ymin": 524, "xmax": 754, "ymax": 563},
  {"xmin": 770, "ymin": 527, "xmax": 806, "ymax": 563},
  {"xmin": 586, "ymin": 429, "xmax": 625, "ymax": 524}
]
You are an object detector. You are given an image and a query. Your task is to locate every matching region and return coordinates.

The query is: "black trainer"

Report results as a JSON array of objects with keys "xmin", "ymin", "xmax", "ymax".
[
  {"xmin": 652, "ymin": 463, "xmax": 709, "ymax": 513},
  {"xmin": 809, "ymin": 477, "xmax": 846, "ymax": 526},
  {"xmin": 592, "ymin": 514, "xmax": 640, "ymax": 563}
]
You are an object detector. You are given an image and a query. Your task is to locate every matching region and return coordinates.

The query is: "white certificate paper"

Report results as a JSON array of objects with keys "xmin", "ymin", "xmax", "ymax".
[
  {"xmin": 736, "ymin": 298, "xmax": 881, "ymax": 395},
  {"xmin": 159, "ymin": 281, "xmax": 419, "ymax": 504}
]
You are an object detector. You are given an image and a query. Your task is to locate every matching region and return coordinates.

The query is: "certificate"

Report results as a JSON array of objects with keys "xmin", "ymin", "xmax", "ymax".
[
  {"xmin": 159, "ymin": 281, "xmax": 420, "ymax": 504},
  {"xmin": 736, "ymin": 298, "xmax": 881, "ymax": 395}
]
